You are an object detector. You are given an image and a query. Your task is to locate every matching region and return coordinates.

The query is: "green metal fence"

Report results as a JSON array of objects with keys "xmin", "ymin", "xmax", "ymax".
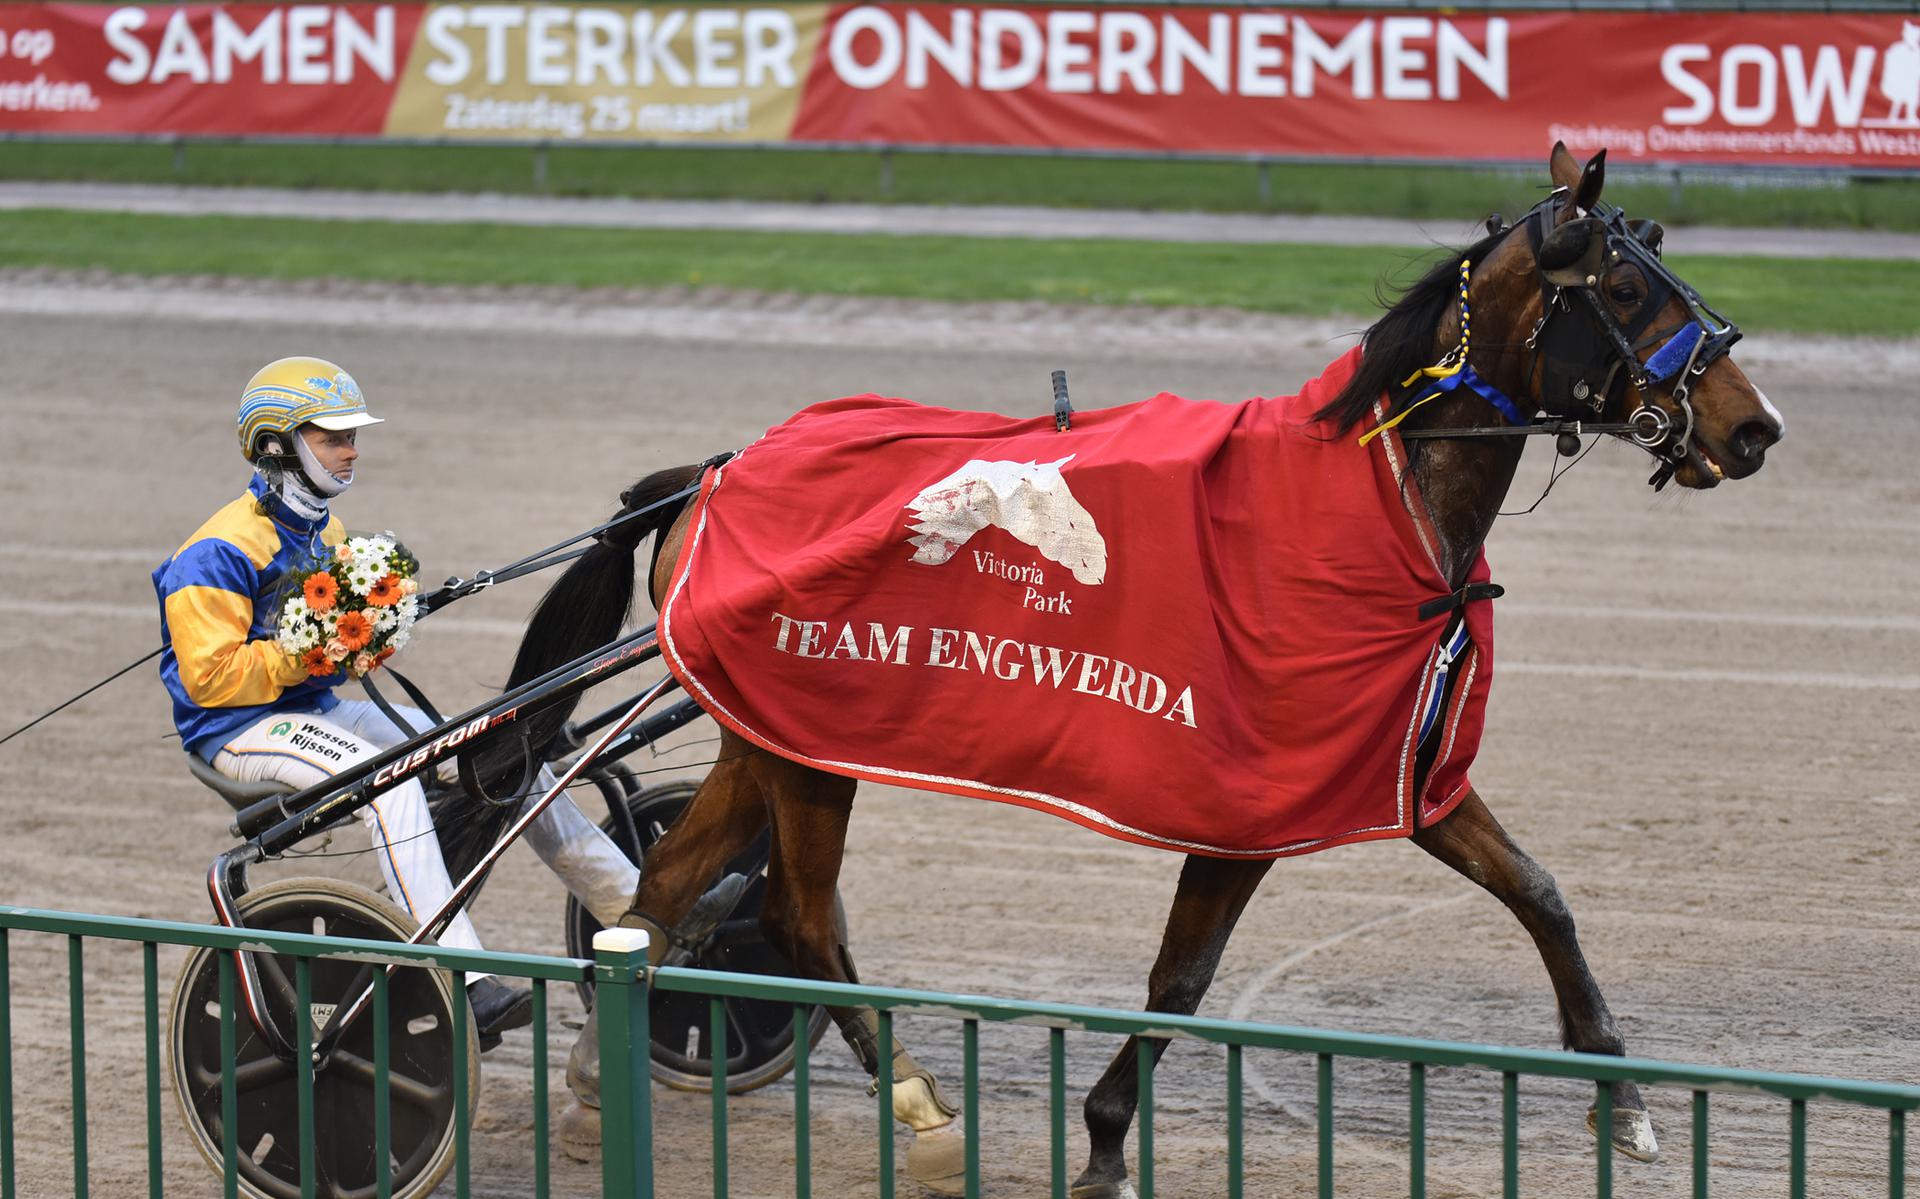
[
  {"xmin": 0, "ymin": 903, "xmax": 642, "ymax": 1199},
  {"xmin": 0, "ymin": 903, "xmax": 1914, "ymax": 1198},
  {"xmin": 635, "ymin": 965, "xmax": 1918, "ymax": 1199}
]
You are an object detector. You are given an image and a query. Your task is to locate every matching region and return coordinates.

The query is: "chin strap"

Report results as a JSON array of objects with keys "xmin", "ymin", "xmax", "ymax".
[
  {"xmin": 251, "ymin": 458, "xmax": 329, "ymax": 523},
  {"xmin": 294, "ymin": 434, "xmax": 354, "ymax": 497}
]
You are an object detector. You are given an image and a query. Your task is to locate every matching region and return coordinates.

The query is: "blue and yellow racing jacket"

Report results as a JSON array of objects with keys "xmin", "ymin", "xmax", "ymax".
[{"xmin": 154, "ymin": 475, "xmax": 350, "ymax": 759}]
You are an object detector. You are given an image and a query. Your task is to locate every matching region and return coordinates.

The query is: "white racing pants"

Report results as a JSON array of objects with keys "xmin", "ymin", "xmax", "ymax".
[{"xmin": 212, "ymin": 700, "xmax": 640, "ymax": 960}]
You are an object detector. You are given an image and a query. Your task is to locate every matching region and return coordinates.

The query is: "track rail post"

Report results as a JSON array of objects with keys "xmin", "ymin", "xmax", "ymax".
[
  {"xmin": 1891, "ymin": 1108, "xmax": 1906, "ymax": 1199},
  {"xmin": 1049, "ymin": 1029, "xmax": 1066, "ymax": 1199},
  {"xmin": 1, "ymin": 928, "xmax": 13, "ymax": 1199},
  {"xmin": 533, "ymin": 980, "xmax": 549, "ymax": 1199},
  {"xmin": 142, "ymin": 942, "xmax": 161, "ymax": 1199},
  {"xmin": 596, "ymin": 928, "xmax": 654, "ymax": 1199},
  {"xmin": 793, "ymin": 1005, "xmax": 811, "ymax": 1199},
  {"xmin": 68, "ymin": 935, "xmax": 86, "ymax": 1198}
]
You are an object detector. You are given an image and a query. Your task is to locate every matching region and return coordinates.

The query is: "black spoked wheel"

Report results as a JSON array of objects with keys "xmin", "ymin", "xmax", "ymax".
[
  {"xmin": 169, "ymin": 878, "xmax": 479, "ymax": 1199},
  {"xmin": 565, "ymin": 779, "xmax": 844, "ymax": 1094}
]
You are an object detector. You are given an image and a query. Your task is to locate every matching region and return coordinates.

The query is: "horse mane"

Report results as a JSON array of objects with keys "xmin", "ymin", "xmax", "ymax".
[
  {"xmin": 1313, "ymin": 227, "xmax": 1511, "ymax": 434},
  {"xmin": 433, "ymin": 464, "xmax": 705, "ymax": 881}
]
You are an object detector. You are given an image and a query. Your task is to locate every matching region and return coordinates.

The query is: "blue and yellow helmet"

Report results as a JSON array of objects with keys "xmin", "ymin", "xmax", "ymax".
[{"xmin": 236, "ymin": 356, "xmax": 383, "ymax": 464}]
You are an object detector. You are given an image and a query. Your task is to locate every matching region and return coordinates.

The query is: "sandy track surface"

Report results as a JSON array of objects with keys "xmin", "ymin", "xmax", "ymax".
[{"xmin": 0, "ymin": 272, "xmax": 1913, "ymax": 1197}]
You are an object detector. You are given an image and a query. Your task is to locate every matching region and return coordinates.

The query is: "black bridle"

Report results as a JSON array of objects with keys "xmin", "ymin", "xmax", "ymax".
[{"xmin": 1403, "ymin": 189, "xmax": 1743, "ymax": 490}]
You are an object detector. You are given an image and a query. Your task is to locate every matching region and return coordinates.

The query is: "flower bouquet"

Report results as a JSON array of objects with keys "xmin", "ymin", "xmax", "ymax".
[{"xmin": 276, "ymin": 533, "xmax": 421, "ymax": 679}]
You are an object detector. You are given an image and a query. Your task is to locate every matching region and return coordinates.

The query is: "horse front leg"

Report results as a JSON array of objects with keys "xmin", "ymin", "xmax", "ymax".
[
  {"xmin": 1072, "ymin": 855, "xmax": 1272, "ymax": 1199},
  {"xmin": 1414, "ymin": 788, "xmax": 1659, "ymax": 1162}
]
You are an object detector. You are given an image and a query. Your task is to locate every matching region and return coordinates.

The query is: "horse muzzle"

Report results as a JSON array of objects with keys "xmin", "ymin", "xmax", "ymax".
[{"xmin": 1696, "ymin": 405, "xmax": 1784, "ymax": 484}]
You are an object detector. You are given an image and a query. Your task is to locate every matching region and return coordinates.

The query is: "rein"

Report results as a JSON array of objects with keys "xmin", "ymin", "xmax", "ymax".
[{"xmin": 422, "ymin": 462, "xmax": 722, "ymax": 614}]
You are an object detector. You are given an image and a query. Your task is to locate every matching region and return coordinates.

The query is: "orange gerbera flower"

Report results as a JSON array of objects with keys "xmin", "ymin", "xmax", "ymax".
[
  {"xmin": 366, "ymin": 573, "xmax": 403, "ymax": 607},
  {"xmin": 303, "ymin": 571, "xmax": 339, "ymax": 612},
  {"xmin": 335, "ymin": 610, "xmax": 374, "ymax": 651},
  {"xmin": 300, "ymin": 646, "xmax": 338, "ymax": 677}
]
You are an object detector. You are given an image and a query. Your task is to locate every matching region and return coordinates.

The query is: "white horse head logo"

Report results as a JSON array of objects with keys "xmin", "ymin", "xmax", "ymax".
[{"xmin": 904, "ymin": 455, "xmax": 1108, "ymax": 585}]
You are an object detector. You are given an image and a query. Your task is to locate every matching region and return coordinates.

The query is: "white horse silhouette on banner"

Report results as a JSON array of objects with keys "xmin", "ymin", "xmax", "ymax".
[{"xmin": 904, "ymin": 455, "xmax": 1109, "ymax": 585}]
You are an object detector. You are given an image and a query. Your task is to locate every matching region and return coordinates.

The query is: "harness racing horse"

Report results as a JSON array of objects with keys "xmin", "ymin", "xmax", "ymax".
[{"xmin": 509, "ymin": 144, "xmax": 1784, "ymax": 1195}]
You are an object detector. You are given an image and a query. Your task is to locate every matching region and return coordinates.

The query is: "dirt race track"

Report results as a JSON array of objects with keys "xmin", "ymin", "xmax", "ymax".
[{"xmin": 0, "ymin": 269, "xmax": 1914, "ymax": 1198}]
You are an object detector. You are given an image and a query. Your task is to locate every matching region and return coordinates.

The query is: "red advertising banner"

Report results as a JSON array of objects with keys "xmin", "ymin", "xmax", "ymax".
[
  {"xmin": 1, "ymin": 3, "xmax": 1916, "ymax": 170},
  {"xmin": 0, "ymin": 3, "xmax": 416, "ymax": 135}
]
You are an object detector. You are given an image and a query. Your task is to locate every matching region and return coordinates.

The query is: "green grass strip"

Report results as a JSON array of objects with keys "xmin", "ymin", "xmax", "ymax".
[
  {"xmin": 7, "ymin": 141, "xmax": 1920, "ymax": 232},
  {"xmin": 0, "ymin": 207, "xmax": 1910, "ymax": 337}
]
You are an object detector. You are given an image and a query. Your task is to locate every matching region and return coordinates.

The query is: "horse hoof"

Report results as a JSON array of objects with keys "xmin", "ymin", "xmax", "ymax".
[
  {"xmin": 1067, "ymin": 1181, "xmax": 1139, "ymax": 1199},
  {"xmin": 905, "ymin": 1119, "xmax": 967, "ymax": 1195},
  {"xmin": 1587, "ymin": 1105, "xmax": 1660, "ymax": 1163},
  {"xmin": 557, "ymin": 1100, "xmax": 602, "ymax": 1164}
]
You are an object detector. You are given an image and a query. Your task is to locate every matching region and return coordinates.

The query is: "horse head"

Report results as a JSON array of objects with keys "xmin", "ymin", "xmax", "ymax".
[{"xmin": 1492, "ymin": 142, "xmax": 1785, "ymax": 489}]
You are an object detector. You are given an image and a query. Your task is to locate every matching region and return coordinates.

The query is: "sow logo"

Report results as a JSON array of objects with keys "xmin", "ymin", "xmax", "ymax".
[
  {"xmin": 1660, "ymin": 20, "xmax": 1920, "ymax": 130},
  {"xmin": 267, "ymin": 720, "xmax": 294, "ymax": 740},
  {"xmin": 1882, "ymin": 21, "xmax": 1920, "ymax": 126}
]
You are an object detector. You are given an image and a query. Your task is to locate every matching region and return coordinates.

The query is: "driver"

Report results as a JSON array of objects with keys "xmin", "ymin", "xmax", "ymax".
[{"xmin": 153, "ymin": 356, "xmax": 643, "ymax": 1050}]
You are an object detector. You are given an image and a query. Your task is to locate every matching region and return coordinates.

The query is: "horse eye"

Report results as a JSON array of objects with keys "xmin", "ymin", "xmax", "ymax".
[{"xmin": 1609, "ymin": 284, "xmax": 1642, "ymax": 304}]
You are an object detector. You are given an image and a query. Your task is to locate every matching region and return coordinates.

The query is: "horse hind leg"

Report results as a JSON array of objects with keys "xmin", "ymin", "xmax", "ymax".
[
  {"xmin": 1414, "ymin": 788, "xmax": 1659, "ymax": 1162},
  {"xmin": 749, "ymin": 753, "xmax": 968, "ymax": 1194},
  {"xmin": 1072, "ymin": 855, "xmax": 1272, "ymax": 1199}
]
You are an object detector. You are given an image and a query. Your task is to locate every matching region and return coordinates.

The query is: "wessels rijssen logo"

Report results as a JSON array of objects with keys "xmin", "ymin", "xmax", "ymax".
[{"xmin": 263, "ymin": 719, "xmax": 351, "ymax": 762}]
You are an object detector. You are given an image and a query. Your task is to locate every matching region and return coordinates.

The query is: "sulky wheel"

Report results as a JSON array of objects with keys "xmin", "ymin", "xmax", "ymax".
[
  {"xmin": 169, "ymin": 877, "xmax": 479, "ymax": 1199},
  {"xmin": 566, "ymin": 779, "xmax": 843, "ymax": 1094}
]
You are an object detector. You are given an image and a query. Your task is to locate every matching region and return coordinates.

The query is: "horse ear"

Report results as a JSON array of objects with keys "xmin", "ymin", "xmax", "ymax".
[
  {"xmin": 1573, "ymin": 149, "xmax": 1607, "ymax": 213},
  {"xmin": 1629, "ymin": 218, "xmax": 1665, "ymax": 255},
  {"xmin": 1549, "ymin": 141, "xmax": 1581, "ymax": 193},
  {"xmin": 1538, "ymin": 217, "xmax": 1609, "ymax": 288},
  {"xmin": 1547, "ymin": 144, "xmax": 1606, "ymax": 225}
]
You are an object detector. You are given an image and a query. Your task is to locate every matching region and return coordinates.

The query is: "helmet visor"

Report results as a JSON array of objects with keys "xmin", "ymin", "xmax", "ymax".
[{"xmin": 308, "ymin": 411, "xmax": 384, "ymax": 432}]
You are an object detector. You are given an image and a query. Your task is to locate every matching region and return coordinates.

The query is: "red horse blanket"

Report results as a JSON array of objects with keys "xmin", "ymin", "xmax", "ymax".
[{"xmin": 660, "ymin": 348, "xmax": 1494, "ymax": 858}]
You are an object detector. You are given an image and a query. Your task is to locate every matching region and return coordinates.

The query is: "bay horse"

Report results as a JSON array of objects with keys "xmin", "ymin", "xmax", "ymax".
[{"xmin": 508, "ymin": 144, "xmax": 1784, "ymax": 1195}]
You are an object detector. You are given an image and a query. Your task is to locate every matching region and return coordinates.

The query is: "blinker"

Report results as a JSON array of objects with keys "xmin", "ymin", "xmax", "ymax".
[{"xmin": 1538, "ymin": 216, "xmax": 1609, "ymax": 289}]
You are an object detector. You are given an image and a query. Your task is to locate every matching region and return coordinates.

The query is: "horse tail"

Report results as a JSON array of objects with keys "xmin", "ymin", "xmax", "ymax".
[{"xmin": 505, "ymin": 463, "xmax": 705, "ymax": 752}]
